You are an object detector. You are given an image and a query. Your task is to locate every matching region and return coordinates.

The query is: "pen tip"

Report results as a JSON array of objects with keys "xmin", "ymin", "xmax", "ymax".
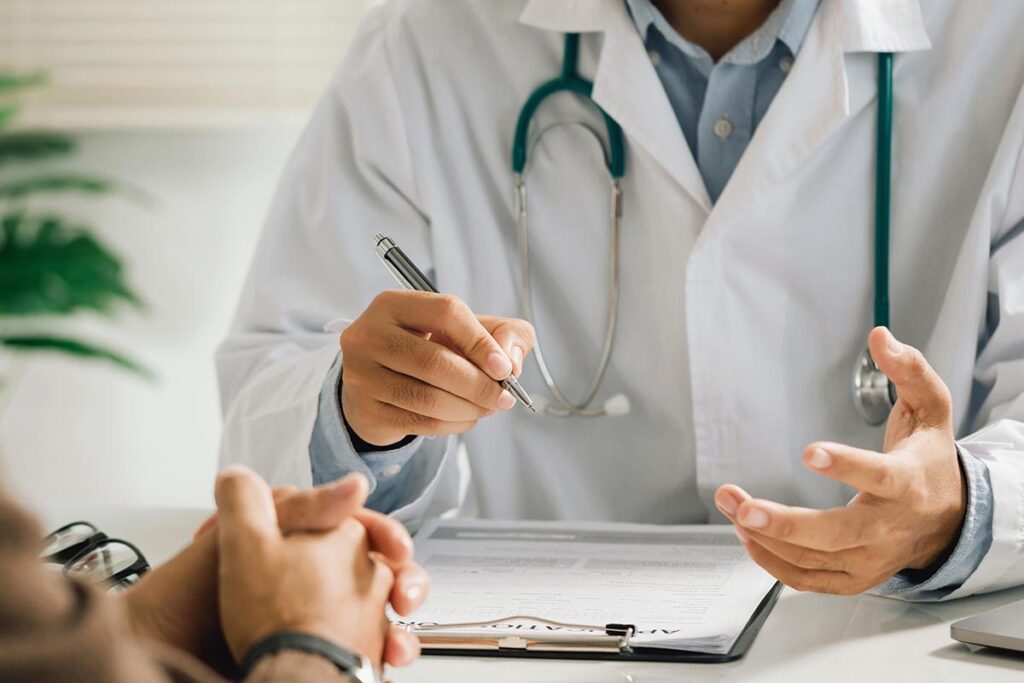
[{"xmin": 527, "ymin": 404, "xmax": 538, "ymax": 414}]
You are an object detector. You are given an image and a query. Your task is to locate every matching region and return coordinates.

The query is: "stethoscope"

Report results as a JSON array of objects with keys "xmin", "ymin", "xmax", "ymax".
[{"xmin": 512, "ymin": 33, "xmax": 897, "ymax": 425}]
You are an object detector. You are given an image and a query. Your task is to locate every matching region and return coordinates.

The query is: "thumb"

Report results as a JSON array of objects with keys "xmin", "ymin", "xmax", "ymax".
[
  {"xmin": 867, "ymin": 327, "xmax": 952, "ymax": 426},
  {"xmin": 480, "ymin": 316, "xmax": 536, "ymax": 376},
  {"xmin": 214, "ymin": 465, "xmax": 280, "ymax": 542}
]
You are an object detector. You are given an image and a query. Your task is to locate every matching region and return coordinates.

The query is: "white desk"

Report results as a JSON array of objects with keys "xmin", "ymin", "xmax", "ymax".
[{"xmin": 35, "ymin": 505, "xmax": 1024, "ymax": 683}]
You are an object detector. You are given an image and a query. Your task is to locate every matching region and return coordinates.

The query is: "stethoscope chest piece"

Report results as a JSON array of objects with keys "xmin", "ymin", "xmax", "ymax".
[{"xmin": 852, "ymin": 348, "xmax": 897, "ymax": 426}]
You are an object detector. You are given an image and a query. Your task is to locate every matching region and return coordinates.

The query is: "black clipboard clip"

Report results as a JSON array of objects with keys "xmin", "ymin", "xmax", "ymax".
[{"xmin": 406, "ymin": 615, "xmax": 637, "ymax": 654}]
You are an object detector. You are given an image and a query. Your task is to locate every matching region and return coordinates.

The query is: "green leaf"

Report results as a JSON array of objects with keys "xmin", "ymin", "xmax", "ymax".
[
  {"xmin": 0, "ymin": 132, "xmax": 75, "ymax": 165},
  {"xmin": 0, "ymin": 212, "xmax": 145, "ymax": 317},
  {"xmin": 0, "ymin": 175, "xmax": 116, "ymax": 200},
  {"xmin": 0, "ymin": 106, "xmax": 19, "ymax": 130},
  {"xmin": 0, "ymin": 335, "xmax": 150, "ymax": 377},
  {"xmin": 0, "ymin": 72, "xmax": 46, "ymax": 96}
]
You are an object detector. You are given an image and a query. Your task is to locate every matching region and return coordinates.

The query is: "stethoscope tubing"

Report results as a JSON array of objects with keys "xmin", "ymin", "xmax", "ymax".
[{"xmin": 513, "ymin": 33, "xmax": 897, "ymax": 423}]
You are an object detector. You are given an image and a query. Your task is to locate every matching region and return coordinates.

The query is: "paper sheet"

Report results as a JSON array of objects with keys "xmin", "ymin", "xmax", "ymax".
[{"xmin": 397, "ymin": 519, "xmax": 777, "ymax": 654}]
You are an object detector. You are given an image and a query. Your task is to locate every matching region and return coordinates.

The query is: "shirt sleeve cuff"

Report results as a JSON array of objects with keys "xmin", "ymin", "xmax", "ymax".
[
  {"xmin": 309, "ymin": 354, "xmax": 423, "ymax": 503},
  {"xmin": 874, "ymin": 443, "xmax": 995, "ymax": 601}
]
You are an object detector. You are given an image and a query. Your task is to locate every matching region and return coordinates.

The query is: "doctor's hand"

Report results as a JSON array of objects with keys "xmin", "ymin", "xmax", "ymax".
[
  {"xmin": 715, "ymin": 327, "xmax": 967, "ymax": 596},
  {"xmin": 340, "ymin": 290, "xmax": 536, "ymax": 446}
]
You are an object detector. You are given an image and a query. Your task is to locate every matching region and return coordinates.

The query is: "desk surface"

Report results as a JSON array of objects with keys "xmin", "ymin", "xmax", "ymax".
[{"xmin": 35, "ymin": 504, "xmax": 1024, "ymax": 683}]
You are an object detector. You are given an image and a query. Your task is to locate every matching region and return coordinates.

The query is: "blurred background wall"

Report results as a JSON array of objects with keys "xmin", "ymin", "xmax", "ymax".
[{"xmin": 0, "ymin": 0, "xmax": 375, "ymax": 508}]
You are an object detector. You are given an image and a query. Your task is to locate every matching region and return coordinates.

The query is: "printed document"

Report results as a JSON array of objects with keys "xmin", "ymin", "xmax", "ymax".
[{"xmin": 397, "ymin": 519, "xmax": 778, "ymax": 654}]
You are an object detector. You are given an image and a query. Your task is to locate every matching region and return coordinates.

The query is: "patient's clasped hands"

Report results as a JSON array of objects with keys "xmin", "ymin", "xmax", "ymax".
[{"xmin": 118, "ymin": 466, "xmax": 427, "ymax": 676}]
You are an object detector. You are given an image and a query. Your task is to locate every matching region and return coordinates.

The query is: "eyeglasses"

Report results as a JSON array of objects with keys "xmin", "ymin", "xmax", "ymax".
[{"xmin": 41, "ymin": 521, "xmax": 150, "ymax": 593}]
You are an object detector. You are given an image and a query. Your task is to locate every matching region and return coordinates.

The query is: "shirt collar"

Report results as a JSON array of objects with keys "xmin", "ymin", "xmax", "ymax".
[{"xmin": 623, "ymin": 0, "xmax": 820, "ymax": 68}]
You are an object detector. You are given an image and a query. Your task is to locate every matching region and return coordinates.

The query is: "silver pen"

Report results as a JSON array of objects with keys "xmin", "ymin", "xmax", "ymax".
[{"xmin": 373, "ymin": 233, "xmax": 537, "ymax": 413}]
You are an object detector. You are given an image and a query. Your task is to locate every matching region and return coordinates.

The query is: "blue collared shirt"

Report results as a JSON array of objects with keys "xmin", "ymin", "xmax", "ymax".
[
  {"xmin": 310, "ymin": 0, "xmax": 995, "ymax": 601},
  {"xmin": 625, "ymin": 0, "xmax": 818, "ymax": 201}
]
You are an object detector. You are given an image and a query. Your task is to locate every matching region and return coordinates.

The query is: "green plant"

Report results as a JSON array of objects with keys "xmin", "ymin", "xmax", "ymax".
[{"xmin": 0, "ymin": 71, "xmax": 149, "ymax": 386}]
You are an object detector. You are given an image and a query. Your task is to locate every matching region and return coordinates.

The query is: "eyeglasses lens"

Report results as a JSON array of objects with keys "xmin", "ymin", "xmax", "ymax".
[
  {"xmin": 41, "ymin": 523, "xmax": 98, "ymax": 559},
  {"xmin": 106, "ymin": 574, "xmax": 142, "ymax": 594},
  {"xmin": 66, "ymin": 541, "xmax": 140, "ymax": 583}
]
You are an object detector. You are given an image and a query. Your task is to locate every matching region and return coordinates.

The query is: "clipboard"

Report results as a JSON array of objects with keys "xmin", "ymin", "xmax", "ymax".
[{"xmin": 415, "ymin": 581, "xmax": 783, "ymax": 663}]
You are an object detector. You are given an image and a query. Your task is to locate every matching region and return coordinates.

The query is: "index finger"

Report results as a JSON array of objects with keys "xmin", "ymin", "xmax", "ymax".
[
  {"xmin": 354, "ymin": 508, "xmax": 413, "ymax": 564},
  {"xmin": 734, "ymin": 498, "xmax": 877, "ymax": 551},
  {"xmin": 355, "ymin": 509, "xmax": 428, "ymax": 615},
  {"xmin": 382, "ymin": 291, "xmax": 513, "ymax": 381},
  {"xmin": 275, "ymin": 475, "xmax": 369, "ymax": 532},
  {"xmin": 803, "ymin": 442, "xmax": 909, "ymax": 499}
]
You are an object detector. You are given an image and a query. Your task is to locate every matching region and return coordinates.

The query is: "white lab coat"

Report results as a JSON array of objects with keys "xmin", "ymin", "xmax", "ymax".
[{"xmin": 217, "ymin": 0, "xmax": 1024, "ymax": 600}]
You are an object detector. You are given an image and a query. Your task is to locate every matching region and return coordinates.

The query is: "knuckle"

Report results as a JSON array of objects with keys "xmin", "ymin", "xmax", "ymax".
[
  {"xmin": 420, "ymin": 347, "xmax": 453, "ymax": 380},
  {"xmin": 338, "ymin": 517, "xmax": 369, "ymax": 546},
  {"xmin": 473, "ymin": 377, "xmax": 501, "ymax": 407},
  {"xmin": 466, "ymin": 330, "xmax": 495, "ymax": 361},
  {"xmin": 795, "ymin": 548, "xmax": 825, "ymax": 570},
  {"xmin": 339, "ymin": 324, "xmax": 355, "ymax": 353},
  {"xmin": 904, "ymin": 345, "xmax": 927, "ymax": 375},
  {"xmin": 372, "ymin": 289, "xmax": 401, "ymax": 310},
  {"xmin": 435, "ymin": 293, "xmax": 467, "ymax": 319},
  {"xmin": 774, "ymin": 515, "xmax": 795, "ymax": 540},
  {"xmin": 874, "ymin": 463, "xmax": 897, "ymax": 494},
  {"xmin": 519, "ymin": 320, "xmax": 537, "ymax": 348}
]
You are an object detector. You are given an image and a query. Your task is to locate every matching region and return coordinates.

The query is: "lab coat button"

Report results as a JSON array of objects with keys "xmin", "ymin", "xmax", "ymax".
[
  {"xmin": 779, "ymin": 56, "xmax": 793, "ymax": 73},
  {"xmin": 713, "ymin": 117, "xmax": 733, "ymax": 140},
  {"xmin": 381, "ymin": 464, "xmax": 402, "ymax": 478},
  {"xmin": 648, "ymin": 50, "xmax": 662, "ymax": 66}
]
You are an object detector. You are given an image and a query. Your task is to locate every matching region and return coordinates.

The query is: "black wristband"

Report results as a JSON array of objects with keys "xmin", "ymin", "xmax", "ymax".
[{"xmin": 241, "ymin": 631, "xmax": 364, "ymax": 678}]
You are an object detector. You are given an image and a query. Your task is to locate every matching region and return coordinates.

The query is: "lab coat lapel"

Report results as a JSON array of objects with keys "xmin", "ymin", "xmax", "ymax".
[
  {"xmin": 699, "ymin": 0, "xmax": 932, "ymax": 243},
  {"xmin": 520, "ymin": 0, "xmax": 712, "ymax": 213}
]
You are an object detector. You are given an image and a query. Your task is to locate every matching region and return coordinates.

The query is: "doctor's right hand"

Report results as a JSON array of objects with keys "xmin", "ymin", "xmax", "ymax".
[{"xmin": 340, "ymin": 290, "xmax": 535, "ymax": 447}]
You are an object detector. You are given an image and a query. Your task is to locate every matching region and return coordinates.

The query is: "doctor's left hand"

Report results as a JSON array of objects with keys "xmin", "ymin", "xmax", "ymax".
[{"xmin": 715, "ymin": 327, "xmax": 967, "ymax": 595}]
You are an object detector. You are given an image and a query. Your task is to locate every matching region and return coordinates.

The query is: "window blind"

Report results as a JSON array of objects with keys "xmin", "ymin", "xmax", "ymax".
[{"xmin": 0, "ymin": 0, "xmax": 376, "ymax": 128}]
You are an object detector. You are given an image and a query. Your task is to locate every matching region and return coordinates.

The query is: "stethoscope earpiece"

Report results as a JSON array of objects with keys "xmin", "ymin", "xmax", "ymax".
[{"xmin": 852, "ymin": 348, "xmax": 897, "ymax": 426}]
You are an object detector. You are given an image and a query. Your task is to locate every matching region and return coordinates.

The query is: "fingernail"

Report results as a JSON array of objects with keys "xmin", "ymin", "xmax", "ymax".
[
  {"xmin": 808, "ymin": 447, "xmax": 832, "ymax": 469},
  {"xmin": 497, "ymin": 390, "xmax": 516, "ymax": 410},
  {"xmin": 740, "ymin": 507, "xmax": 769, "ymax": 529},
  {"xmin": 717, "ymin": 493, "xmax": 739, "ymax": 517},
  {"xmin": 405, "ymin": 582, "xmax": 424, "ymax": 604},
  {"xmin": 510, "ymin": 346, "xmax": 524, "ymax": 372},
  {"xmin": 734, "ymin": 526, "xmax": 750, "ymax": 544},
  {"xmin": 486, "ymin": 351, "xmax": 512, "ymax": 378},
  {"xmin": 886, "ymin": 329, "xmax": 903, "ymax": 356}
]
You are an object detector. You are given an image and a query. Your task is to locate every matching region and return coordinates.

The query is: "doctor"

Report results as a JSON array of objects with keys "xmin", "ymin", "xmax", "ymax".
[{"xmin": 218, "ymin": 0, "xmax": 1024, "ymax": 600}]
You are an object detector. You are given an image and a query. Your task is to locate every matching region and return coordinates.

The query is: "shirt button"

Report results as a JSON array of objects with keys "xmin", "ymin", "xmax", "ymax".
[
  {"xmin": 381, "ymin": 464, "xmax": 402, "ymax": 478},
  {"xmin": 779, "ymin": 56, "xmax": 794, "ymax": 73},
  {"xmin": 648, "ymin": 50, "xmax": 662, "ymax": 66},
  {"xmin": 713, "ymin": 117, "xmax": 733, "ymax": 140}
]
